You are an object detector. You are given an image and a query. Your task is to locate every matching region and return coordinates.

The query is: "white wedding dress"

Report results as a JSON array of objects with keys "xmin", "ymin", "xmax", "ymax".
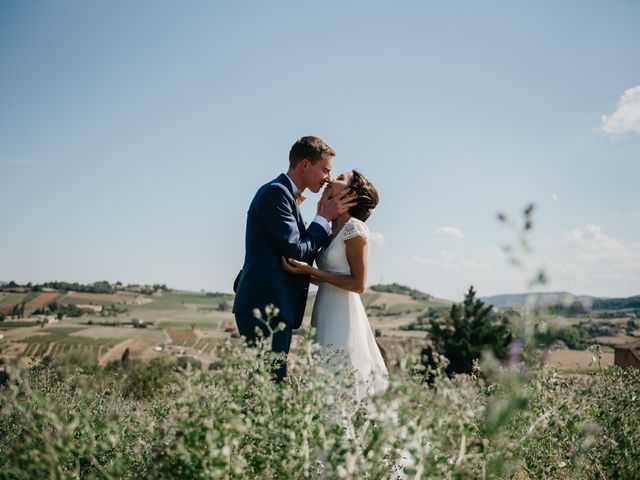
[{"xmin": 311, "ymin": 217, "xmax": 389, "ymax": 401}]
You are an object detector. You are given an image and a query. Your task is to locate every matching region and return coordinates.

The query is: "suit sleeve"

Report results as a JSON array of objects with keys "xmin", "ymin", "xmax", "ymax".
[{"xmin": 255, "ymin": 184, "xmax": 328, "ymax": 263}]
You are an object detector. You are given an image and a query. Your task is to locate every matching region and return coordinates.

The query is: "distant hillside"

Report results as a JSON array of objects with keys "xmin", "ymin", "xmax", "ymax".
[
  {"xmin": 592, "ymin": 295, "xmax": 640, "ymax": 310},
  {"xmin": 481, "ymin": 292, "xmax": 595, "ymax": 309},
  {"xmin": 482, "ymin": 292, "xmax": 640, "ymax": 311},
  {"xmin": 369, "ymin": 283, "xmax": 431, "ymax": 301}
]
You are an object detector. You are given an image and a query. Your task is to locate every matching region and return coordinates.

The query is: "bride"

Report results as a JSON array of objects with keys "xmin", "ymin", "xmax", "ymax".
[{"xmin": 281, "ymin": 170, "xmax": 388, "ymax": 400}]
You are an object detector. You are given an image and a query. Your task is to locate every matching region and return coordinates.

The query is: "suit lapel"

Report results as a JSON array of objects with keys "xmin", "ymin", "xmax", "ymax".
[{"xmin": 276, "ymin": 174, "xmax": 306, "ymax": 231}]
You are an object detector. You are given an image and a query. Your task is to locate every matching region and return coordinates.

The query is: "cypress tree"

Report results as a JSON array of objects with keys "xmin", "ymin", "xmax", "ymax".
[{"xmin": 422, "ymin": 286, "xmax": 512, "ymax": 378}]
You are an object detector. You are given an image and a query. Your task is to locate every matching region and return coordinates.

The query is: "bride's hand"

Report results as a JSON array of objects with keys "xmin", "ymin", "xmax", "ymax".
[
  {"xmin": 281, "ymin": 256, "xmax": 312, "ymax": 275},
  {"xmin": 317, "ymin": 183, "xmax": 332, "ymax": 214}
]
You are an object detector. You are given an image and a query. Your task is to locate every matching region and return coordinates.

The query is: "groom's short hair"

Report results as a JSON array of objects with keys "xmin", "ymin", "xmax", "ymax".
[{"xmin": 289, "ymin": 136, "xmax": 335, "ymax": 168}]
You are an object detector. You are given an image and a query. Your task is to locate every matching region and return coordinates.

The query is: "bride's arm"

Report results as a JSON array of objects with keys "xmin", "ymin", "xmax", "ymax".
[{"xmin": 281, "ymin": 235, "xmax": 368, "ymax": 294}]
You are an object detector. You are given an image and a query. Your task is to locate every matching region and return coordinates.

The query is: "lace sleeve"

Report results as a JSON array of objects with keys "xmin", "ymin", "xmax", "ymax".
[{"xmin": 343, "ymin": 218, "xmax": 369, "ymax": 241}]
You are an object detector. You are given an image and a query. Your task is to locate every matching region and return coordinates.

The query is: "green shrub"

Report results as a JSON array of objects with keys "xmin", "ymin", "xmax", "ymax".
[
  {"xmin": 52, "ymin": 348, "xmax": 100, "ymax": 375},
  {"xmin": 123, "ymin": 357, "xmax": 178, "ymax": 400},
  {"xmin": 176, "ymin": 355, "xmax": 202, "ymax": 371}
]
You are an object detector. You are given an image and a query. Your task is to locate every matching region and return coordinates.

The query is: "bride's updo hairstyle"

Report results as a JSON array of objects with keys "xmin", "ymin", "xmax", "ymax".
[{"xmin": 348, "ymin": 170, "xmax": 378, "ymax": 222}]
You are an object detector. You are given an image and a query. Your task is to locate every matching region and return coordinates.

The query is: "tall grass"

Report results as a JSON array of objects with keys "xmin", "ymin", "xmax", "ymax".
[{"xmin": 1, "ymin": 329, "xmax": 638, "ymax": 479}]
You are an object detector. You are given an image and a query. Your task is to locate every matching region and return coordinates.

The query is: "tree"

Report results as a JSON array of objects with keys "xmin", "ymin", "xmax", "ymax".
[
  {"xmin": 0, "ymin": 369, "xmax": 9, "ymax": 387},
  {"xmin": 421, "ymin": 286, "xmax": 512, "ymax": 379},
  {"xmin": 121, "ymin": 347, "xmax": 131, "ymax": 369},
  {"xmin": 10, "ymin": 303, "xmax": 25, "ymax": 318},
  {"xmin": 48, "ymin": 301, "xmax": 59, "ymax": 313},
  {"xmin": 557, "ymin": 325, "xmax": 588, "ymax": 350},
  {"xmin": 567, "ymin": 300, "xmax": 586, "ymax": 316}
]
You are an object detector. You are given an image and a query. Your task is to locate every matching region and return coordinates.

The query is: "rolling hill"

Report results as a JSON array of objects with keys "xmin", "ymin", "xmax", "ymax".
[{"xmin": 481, "ymin": 292, "xmax": 640, "ymax": 310}]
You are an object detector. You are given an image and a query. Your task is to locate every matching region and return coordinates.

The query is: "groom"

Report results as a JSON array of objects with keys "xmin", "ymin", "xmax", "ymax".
[{"xmin": 233, "ymin": 136, "xmax": 356, "ymax": 382}]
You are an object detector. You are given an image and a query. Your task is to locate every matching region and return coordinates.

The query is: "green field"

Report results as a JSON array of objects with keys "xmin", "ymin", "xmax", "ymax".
[
  {"xmin": 22, "ymin": 335, "xmax": 119, "ymax": 346},
  {"xmin": 423, "ymin": 297, "xmax": 454, "ymax": 308},
  {"xmin": 21, "ymin": 327, "xmax": 105, "ymax": 344},
  {"xmin": 20, "ymin": 327, "xmax": 120, "ymax": 361},
  {"xmin": 58, "ymin": 295, "xmax": 128, "ymax": 307},
  {"xmin": 154, "ymin": 291, "xmax": 233, "ymax": 306},
  {"xmin": 360, "ymin": 292, "xmax": 381, "ymax": 308},
  {"xmin": 0, "ymin": 321, "xmax": 39, "ymax": 330},
  {"xmin": 382, "ymin": 303, "xmax": 426, "ymax": 314},
  {"xmin": 156, "ymin": 320, "xmax": 223, "ymax": 329},
  {"xmin": 22, "ymin": 342, "xmax": 117, "ymax": 361},
  {"xmin": 0, "ymin": 293, "xmax": 40, "ymax": 306},
  {"xmin": 129, "ymin": 300, "xmax": 185, "ymax": 312}
]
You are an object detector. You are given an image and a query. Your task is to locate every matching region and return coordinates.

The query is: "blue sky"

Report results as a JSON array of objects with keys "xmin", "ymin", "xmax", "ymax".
[{"xmin": 1, "ymin": 1, "xmax": 639, "ymax": 300}]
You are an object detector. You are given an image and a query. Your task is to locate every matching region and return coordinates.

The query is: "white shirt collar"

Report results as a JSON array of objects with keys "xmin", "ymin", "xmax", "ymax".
[{"xmin": 284, "ymin": 173, "xmax": 299, "ymax": 197}]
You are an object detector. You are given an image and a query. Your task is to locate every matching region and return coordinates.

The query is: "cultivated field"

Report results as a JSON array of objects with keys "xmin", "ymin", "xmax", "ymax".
[
  {"xmin": 545, "ymin": 349, "xmax": 614, "ymax": 370},
  {"xmin": 62, "ymin": 292, "xmax": 137, "ymax": 304},
  {"xmin": 593, "ymin": 334, "xmax": 637, "ymax": 346},
  {"xmin": 167, "ymin": 328, "xmax": 198, "ymax": 342},
  {"xmin": 25, "ymin": 292, "xmax": 60, "ymax": 310},
  {"xmin": 0, "ymin": 292, "xmax": 39, "ymax": 306},
  {"xmin": 15, "ymin": 327, "xmax": 121, "ymax": 364},
  {"xmin": 0, "ymin": 287, "xmax": 636, "ymax": 373}
]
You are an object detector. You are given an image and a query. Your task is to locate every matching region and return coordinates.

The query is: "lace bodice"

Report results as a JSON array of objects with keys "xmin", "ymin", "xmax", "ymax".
[{"xmin": 316, "ymin": 217, "xmax": 369, "ymax": 275}]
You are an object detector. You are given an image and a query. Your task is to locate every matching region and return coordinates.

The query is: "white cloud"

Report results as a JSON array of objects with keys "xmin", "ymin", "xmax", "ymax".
[
  {"xmin": 552, "ymin": 193, "xmax": 559, "ymax": 203},
  {"xmin": 413, "ymin": 250, "xmax": 491, "ymax": 276},
  {"xmin": 599, "ymin": 85, "xmax": 640, "ymax": 137},
  {"xmin": 369, "ymin": 231, "xmax": 386, "ymax": 245},
  {"xmin": 561, "ymin": 224, "xmax": 640, "ymax": 292},
  {"xmin": 563, "ymin": 224, "xmax": 632, "ymax": 263},
  {"xmin": 435, "ymin": 226, "xmax": 464, "ymax": 240}
]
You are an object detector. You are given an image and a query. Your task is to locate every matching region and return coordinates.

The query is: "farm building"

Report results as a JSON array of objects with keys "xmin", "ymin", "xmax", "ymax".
[
  {"xmin": 76, "ymin": 304, "xmax": 103, "ymax": 313},
  {"xmin": 613, "ymin": 340, "xmax": 640, "ymax": 369},
  {"xmin": 134, "ymin": 296, "xmax": 147, "ymax": 305}
]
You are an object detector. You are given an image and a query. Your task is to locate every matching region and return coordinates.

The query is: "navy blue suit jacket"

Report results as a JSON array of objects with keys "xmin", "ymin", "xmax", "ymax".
[{"xmin": 233, "ymin": 174, "xmax": 329, "ymax": 329}]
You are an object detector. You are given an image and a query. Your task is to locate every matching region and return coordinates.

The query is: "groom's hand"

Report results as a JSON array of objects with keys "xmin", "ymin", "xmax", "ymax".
[{"xmin": 318, "ymin": 189, "xmax": 358, "ymax": 221}]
